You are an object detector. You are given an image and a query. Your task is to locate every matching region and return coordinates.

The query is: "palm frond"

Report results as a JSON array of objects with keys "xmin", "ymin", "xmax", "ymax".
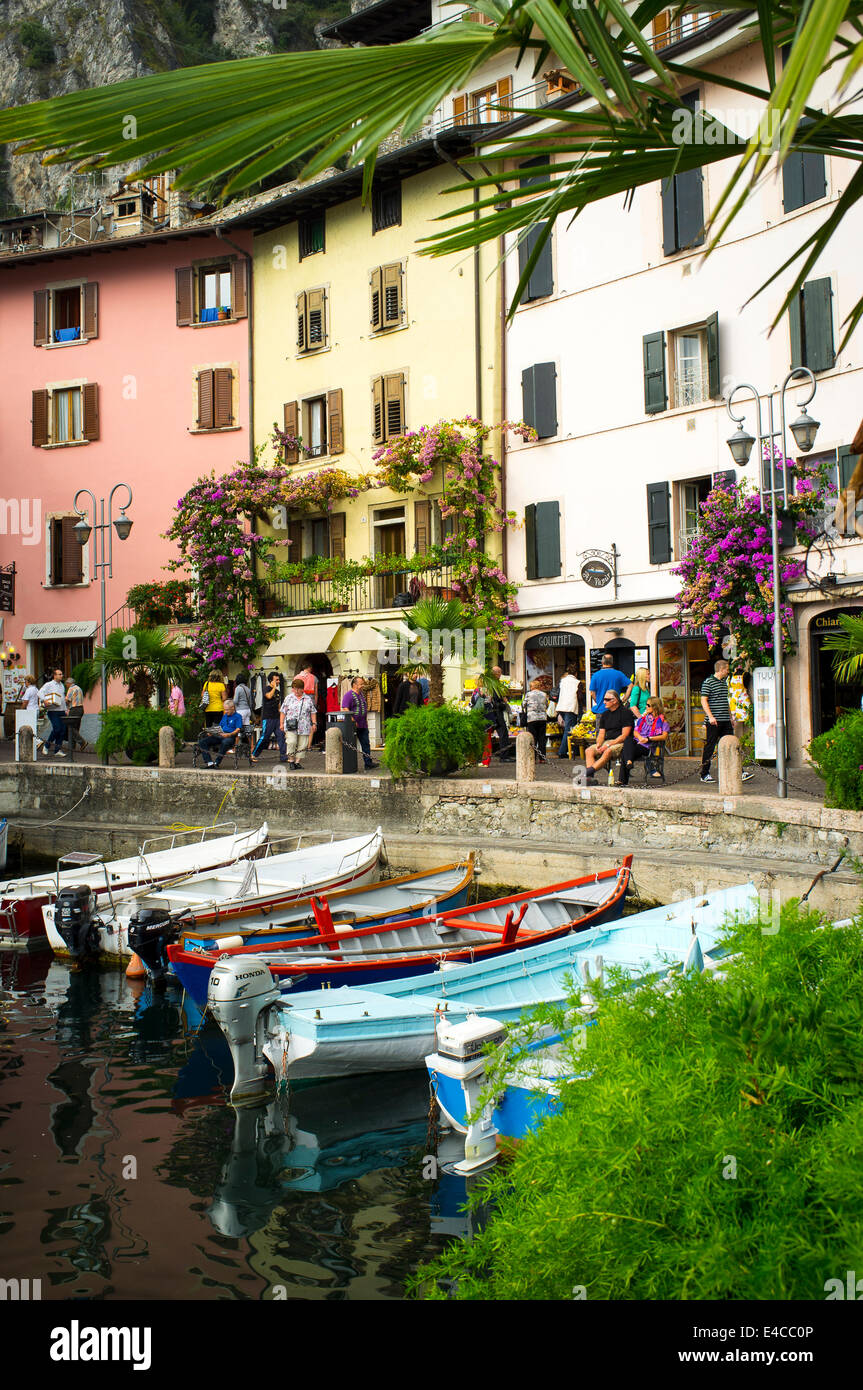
[{"xmin": 820, "ymin": 614, "xmax": 863, "ymax": 683}]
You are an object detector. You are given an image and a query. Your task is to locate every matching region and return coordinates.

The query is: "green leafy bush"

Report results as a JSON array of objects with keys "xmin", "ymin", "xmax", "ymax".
[
  {"xmin": 808, "ymin": 711, "xmax": 863, "ymax": 810},
  {"xmin": 382, "ymin": 703, "xmax": 487, "ymax": 778},
  {"xmin": 417, "ymin": 903, "xmax": 863, "ymax": 1300},
  {"xmin": 18, "ymin": 19, "xmax": 55, "ymax": 68},
  {"xmin": 96, "ymin": 706, "xmax": 185, "ymax": 765}
]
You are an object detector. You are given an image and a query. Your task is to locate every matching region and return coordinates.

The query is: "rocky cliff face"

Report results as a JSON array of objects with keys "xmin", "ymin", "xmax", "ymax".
[{"xmin": 0, "ymin": 0, "xmax": 346, "ymax": 213}]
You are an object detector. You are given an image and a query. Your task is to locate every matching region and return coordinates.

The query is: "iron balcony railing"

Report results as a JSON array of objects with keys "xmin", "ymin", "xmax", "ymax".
[{"xmin": 260, "ymin": 565, "xmax": 456, "ymax": 620}]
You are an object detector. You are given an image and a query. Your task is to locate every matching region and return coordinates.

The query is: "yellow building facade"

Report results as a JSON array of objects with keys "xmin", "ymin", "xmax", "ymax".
[{"xmin": 236, "ymin": 139, "xmax": 503, "ymax": 732}]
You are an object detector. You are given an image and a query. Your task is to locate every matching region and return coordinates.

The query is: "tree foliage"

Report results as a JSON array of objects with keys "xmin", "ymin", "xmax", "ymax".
[{"xmin": 417, "ymin": 902, "xmax": 863, "ymax": 1300}]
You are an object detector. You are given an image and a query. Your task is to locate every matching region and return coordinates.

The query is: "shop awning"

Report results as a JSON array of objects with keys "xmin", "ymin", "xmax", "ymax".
[
  {"xmin": 263, "ymin": 623, "xmax": 341, "ymax": 659},
  {"xmin": 333, "ymin": 619, "xmax": 414, "ymax": 653},
  {"xmin": 23, "ymin": 620, "xmax": 98, "ymax": 640},
  {"xmin": 512, "ymin": 604, "xmax": 676, "ymax": 630}
]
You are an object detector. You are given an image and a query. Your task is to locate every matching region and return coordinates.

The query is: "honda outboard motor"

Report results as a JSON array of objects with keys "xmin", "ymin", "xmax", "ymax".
[
  {"xmin": 208, "ymin": 956, "xmax": 281, "ymax": 1107},
  {"xmin": 55, "ymin": 885, "xmax": 101, "ymax": 960},
  {"xmin": 128, "ymin": 907, "xmax": 181, "ymax": 986}
]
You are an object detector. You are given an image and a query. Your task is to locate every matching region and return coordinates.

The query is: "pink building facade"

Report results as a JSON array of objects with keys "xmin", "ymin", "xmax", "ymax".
[{"xmin": 0, "ymin": 225, "xmax": 253, "ymax": 706}]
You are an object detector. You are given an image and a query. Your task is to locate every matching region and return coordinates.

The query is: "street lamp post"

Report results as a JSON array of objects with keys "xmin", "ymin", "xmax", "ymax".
[
  {"xmin": 725, "ymin": 369, "xmax": 819, "ymax": 800},
  {"xmin": 72, "ymin": 484, "xmax": 134, "ymax": 730}
]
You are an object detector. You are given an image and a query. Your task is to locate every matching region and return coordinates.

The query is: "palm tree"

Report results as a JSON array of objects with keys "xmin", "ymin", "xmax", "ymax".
[
  {"xmin": 0, "ymin": 4, "xmax": 861, "ymax": 336},
  {"xmin": 375, "ymin": 596, "xmax": 487, "ymax": 705},
  {"xmin": 821, "ymin": 612, "xmax": 863, "ymax": 685},
  {"xmin": 79, "ymin": 626, "xmax": 188, "ymax": 708}
]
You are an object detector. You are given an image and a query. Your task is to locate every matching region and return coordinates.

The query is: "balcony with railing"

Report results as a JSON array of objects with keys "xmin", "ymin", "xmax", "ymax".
[
  {"xmin": 672, "ymin": 367, "xmax": 711, "ymax": 410},
  {"xmin": 260, "ymin": 564, "xmax": 456, "ymax": 620}
]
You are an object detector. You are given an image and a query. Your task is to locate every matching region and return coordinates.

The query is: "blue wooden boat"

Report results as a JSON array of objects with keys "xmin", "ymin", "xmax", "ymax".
[
  {"xmin": 209, "ymin": 883, "xmax": 758, "ymax": 1102},
  {"xmin": 171, "ymin": 858, "xmax": 630, "ymax": 1004}
]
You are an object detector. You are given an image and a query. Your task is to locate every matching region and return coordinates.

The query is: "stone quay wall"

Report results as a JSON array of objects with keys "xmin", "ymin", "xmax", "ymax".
[{"xmin": 2, "ymin": 763, "xmax": 861, "ymax": 918}]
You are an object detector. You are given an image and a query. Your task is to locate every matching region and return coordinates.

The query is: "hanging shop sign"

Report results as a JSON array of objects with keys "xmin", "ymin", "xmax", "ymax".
[
  {"xmin": 580, "ymin": 549, "xmax": 614, "ymax": 588},
  {"xmin": 0, "ymin": 565, "xmax": 14, "ymax": 614}
]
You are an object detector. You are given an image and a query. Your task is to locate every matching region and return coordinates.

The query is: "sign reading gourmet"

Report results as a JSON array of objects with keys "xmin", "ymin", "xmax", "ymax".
[{"xmin": 535, "ymin": 631, "xmax": 581, "ymax": 648}]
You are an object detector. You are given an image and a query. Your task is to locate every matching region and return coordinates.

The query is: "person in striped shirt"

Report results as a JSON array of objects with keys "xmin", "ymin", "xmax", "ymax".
[{"xmin": 700, "ymin": 659, "xmax": 736, "ymax": 783}]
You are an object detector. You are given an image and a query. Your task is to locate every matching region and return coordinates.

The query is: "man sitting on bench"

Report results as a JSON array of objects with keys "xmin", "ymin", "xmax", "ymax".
[
  {"xmin": 197, "ymin": 699, "xmax": 242, "ymax": 768},
  {"xmin": 584, "ymin": 690, "xmax": 635, "ymax": 784}
]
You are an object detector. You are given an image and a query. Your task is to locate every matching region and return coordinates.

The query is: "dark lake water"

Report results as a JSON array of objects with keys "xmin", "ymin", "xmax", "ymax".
[{"xmin": 0, "ymin": 951, "xmax": 471, "ymax": 1301}]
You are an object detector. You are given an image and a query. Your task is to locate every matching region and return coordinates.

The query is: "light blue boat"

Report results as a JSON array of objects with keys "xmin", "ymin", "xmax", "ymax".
[{"xmin": 209, "ymin": 884, "xmax": 758, "ymax": 1101}]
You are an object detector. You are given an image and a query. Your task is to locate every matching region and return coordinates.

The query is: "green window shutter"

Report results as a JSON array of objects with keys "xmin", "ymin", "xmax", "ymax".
[
  {"xmin": 706, "ymin": 312, "xmax": 720, "ymax": 398},
  {"xmin": 643, "ymin": 332, "xmax": 667, "ymax": 414},
  {"xmin": 646, "ymin": 482, "xmax": 671, "ymax": 564},
  {"xmin": 802, "ymin": 277, "xmax": 834, "ymax": 372},
  {"xmin": 675, "ymin": 166, "xmax": 704, "ymax": 250},
  {"xmin": 782, "ymin": 152, "xmax": 806, "ymax": 213},
  {"xmin": 802, "ymin": 149, "xmax": 826, "ymax": 205},
  {"xmin": 535, "ymin": 501, "xmax": 561, "ymax": 578},
  {"xmin": 789, "ymin": 291, "xmax": 803, "ymax": 369},
  {"xmin": 838, "ymin": 446, "xmax": 859, "ymax": 490},
  {"xmin": 524, "ymin": 503, "xmax": 538, "ymax": 580},
  {"xmin": 660, "ymin": 178, "xmax": 677, "ymax": 256},
  {"xmin": 522, "ymin": 365, "xmax": 537, "ymax": 433},
  {"xmin": 534, "ymin": 362, "xmax": 557, "ymax": 437},
  {"xmin": 517, "ymin": 160, "xmax": 553, "ymax": 302}
]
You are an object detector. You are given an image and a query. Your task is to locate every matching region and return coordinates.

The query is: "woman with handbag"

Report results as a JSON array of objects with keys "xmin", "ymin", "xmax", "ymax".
[
  {"xmin": 201, "ymin": 668, "xmax": 226, "ymax": 727},
  {"xmin": 279, "ymin": 677, "xmax": 316, "ymax": 771}
]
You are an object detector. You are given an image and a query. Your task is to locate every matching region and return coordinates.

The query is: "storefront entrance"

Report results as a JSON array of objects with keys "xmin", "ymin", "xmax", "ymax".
[
  {"xmin": 810, "ymin": 607, "xmax": 863, "ymax": 736},
  {"xmin": 524, "ymin": 631, "xmax": 585, "ymax": 694},
  {"xmin": 656, "ymin": 625, "xmax": 724, "ymax": 756}
]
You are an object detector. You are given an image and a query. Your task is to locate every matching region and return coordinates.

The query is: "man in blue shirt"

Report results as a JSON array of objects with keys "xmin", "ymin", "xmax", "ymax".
[
  {"xmin": 588, "ymin": 654, "xmax": 631, "ymax": 715},
  {"xmin": 197, "ymin": 699, "xmax": 243, "ymax": 768}
]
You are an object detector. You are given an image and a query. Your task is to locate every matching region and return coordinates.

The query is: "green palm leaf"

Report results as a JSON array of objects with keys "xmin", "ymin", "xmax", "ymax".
[{"xmin": 820, "ymin": 614, "xmax": 863, "ymax": 684}]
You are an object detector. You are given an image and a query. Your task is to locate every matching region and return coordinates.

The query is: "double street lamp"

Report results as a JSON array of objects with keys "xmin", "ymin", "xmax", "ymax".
[
  {"xmin": 725, "ymin": 368, "xmax": 819, "ymax": 799},
  {"xmin": 72, "ymin": 483, "xmax": 134, "ymax": 718}
]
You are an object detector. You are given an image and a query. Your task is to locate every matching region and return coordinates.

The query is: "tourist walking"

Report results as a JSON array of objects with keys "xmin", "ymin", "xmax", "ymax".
[
  {"xmin": 700, "ymin": 658, "xmax": 735, "ymax": 783},
  {"xmin": 22, "ymin": 675, "xmax": 41, "ymax": 751},
  {"xmin": 588, "ymin": 653, "xmax": 631, "ymax": 715},
  {"xmin": 394, "ymin": 673, "xmax": 423, "ymax": 717},
  {"xmin": 280, "ymin": 677, "xmax": 317, "ymax": 771},
  {"xmin": 342, "ymin": 676, "xmax": 378, "ymax": 770},
  {"xmin": 555, "ymin": 664, "xmax": 581, "ymax": 758},
  {"xmin": 38, "ymin": 668, "xmax": 67, "ymax": 756},
  {"xmin": 584, "ymin": 690, "xmax": 635, "ymax": 782},
  {"xmin": 251, "ymin": 671, "xmax": 286, "ymax": 762},
  {"xmin": 63, "ymin": 676, "xmax": 87, "ymax": 754},
  {"xmin": 524, "ymin": 678, "xmax": 549, "ymax": 761},
  {"xmin": 201, "ymin": 668, "xmax": 226, "ymax": 727},
  {"xmin": 168, "ymin": 680, "xmax": 186, "ymax": 718}
]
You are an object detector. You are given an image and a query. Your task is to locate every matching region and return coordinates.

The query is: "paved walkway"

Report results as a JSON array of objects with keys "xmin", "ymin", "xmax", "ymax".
[{"xmin": 1, "ymin": 736, "xmax": 827, "ymax": 803}]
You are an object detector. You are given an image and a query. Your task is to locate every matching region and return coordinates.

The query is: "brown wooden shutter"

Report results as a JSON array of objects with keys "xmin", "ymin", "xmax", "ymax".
[
  {"xmin": 82, "ymin": 282, "xmax": 98, "ymax": 338},
  {"xmin": 49, "ymin": 519, "xmax": 63, "ymax": 584},
  {"xmin": 383, "ymin": 263, "xmax": 402, "ymax": 326},
  {"xmin": 384, "ymin": 373, "xmax": 405, "ymax": 440},
  {"xmin": 231, "ymin": 258, "xmax": 248, "ymax": 319},
  {"xmin": 82, "ymin": 383, "xmax": 100, "ymax": 440},
  {"xmin": 307, "ymin": 287, "xmax": 326, "ymax": 346},
  {"xmin": 32, "ymin": 389, "xmax": 49, "ymax": 446},
  {"xmin": 288, "ymin": 519, "xmax": 304, "ymax": 558},
  {"xmin": 453, "ymin": 94, "xmax": 467, "ymax": 127},
  {"xmin": 370, "ymin": 267, "xmax": 383, "ymax": 331},
  {"xmin": 297, "ymin": 290, "xmax": 307, "ymax": 350},
  {"xmin": 197, "ymin": 369, "xmax": 215, "ymax": 429},
  {"xmin": 61, "ymin": 515, "xmax": 84, "ymax": 584},
  {"xmin": 652, "ymin": 11, "xmax": 670, "ymax": 47},
  {"xmin": 496, "ymin": 75, "xmax": 512, "ymax": 117},
  {"xmin": 34, "ymin": 290, "xmax": 49, "ymax": 346},
  {"xmin": 414, "ymin": 499, "xmax": 431, "ymax": 554},
  {"xmin": 327, "ymin": 389, "xmax": 344, "ymax": 455},
  {"xmin": 176, "ymin": 267, "xmax": 194, "ymax": 326},
  {"xmin": 329, "ymin": 512, "xmax": 346, "ymax": 562},
  {"xmin": 213, "ymin": 368, "xmax": 233, "ymax": 428},
  {"xmin": 283, "ymin": 401, "xmax": 299, "ymax": 462},
  {"xmin": 372, "ymin": 376, "xmax": 385, "ymax": 443}
]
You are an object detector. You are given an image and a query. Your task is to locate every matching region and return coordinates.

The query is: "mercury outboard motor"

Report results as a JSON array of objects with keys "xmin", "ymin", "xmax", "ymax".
[
  {"xmin": 128, "ymin": 908, "xmax": 181, "ymax": 986},
  {"xmin": 55, "ymin": 885, "xmax": 101, "ymax": 960}
]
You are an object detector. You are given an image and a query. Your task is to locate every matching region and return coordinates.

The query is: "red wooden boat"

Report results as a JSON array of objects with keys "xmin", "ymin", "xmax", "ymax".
[{"xmin": 168, "ymin": 857, "xmax": 632, "ymax": 1003}]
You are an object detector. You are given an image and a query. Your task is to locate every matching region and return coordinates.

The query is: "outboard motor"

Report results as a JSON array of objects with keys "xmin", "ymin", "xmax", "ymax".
[
  {"xmin": 55, "ymin": 885, "xmax": 101, "ymax": 960},
  {"xmin": 127, "ymin": 908, "xmax": 181, "ymax": 986},
  {"xmin": 208, "ymin": 955, "xmax": 281, "ymax": 1107},
  {"xmin": 428, "ymin": 1014, "xmax": 506, "ymax": 1176}
]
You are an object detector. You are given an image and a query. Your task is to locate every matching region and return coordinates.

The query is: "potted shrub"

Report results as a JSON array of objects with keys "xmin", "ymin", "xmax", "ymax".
[
  {"xmin": 382, "ymin": 702, "xmax": 487, "ymax": 778},
  {"xmin": 96, "ymin": 706, "xmax": 186, "ymax": 765}
]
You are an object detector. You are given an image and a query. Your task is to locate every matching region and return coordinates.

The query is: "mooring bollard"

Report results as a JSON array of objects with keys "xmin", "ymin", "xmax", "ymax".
[
  {"xmin": 158, "ymin": 725, "xmax": 175, "ymax": 769},
  {"xmin": 516, "ymin": 730, "xmax": 536, "ymax": 783},
  {"xmin": 17, "ymin": 725, "xmax": 34, "ymax": 762},
  {"xmin": 717, "ymin": 734, "xmax": 743, "ymax": 796},
  {"xmin": 325, "ymin": 725, "xmax": 343, "ymax": 775}
]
